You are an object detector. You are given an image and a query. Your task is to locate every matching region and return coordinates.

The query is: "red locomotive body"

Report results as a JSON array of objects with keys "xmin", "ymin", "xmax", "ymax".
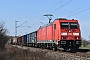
[{"xmin": 37, "ymin": 18, "xmax": 81, "ymax": 51}]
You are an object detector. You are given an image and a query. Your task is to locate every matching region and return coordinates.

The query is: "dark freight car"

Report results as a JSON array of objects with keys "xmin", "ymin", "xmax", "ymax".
[
  {"xmin": 27, "ymin": 31, "xmax": 37, "ymax": 46},
  {"xmin": 17, "ymin": 36, "xmax": 22, "ymax": 45},
  {"xmin": 23, "ymin": 34, "xmax": 28, "ymax": 46}
]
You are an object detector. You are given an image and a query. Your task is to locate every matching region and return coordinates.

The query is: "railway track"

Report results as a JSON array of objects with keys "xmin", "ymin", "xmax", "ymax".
[{"xmin": 57, "ymin": 49, "xmax": 90, "ymax": 58}]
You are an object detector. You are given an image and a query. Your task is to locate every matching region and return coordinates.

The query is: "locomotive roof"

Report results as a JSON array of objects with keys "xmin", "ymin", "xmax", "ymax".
[
  {"xmin": 40, "ymin": 22, "xmax": 53, "ymax": 28},
  {"xmin": 55, "ymin": 18, "xmax": 67, "ymax": 20},
  {"xmin": 39, "ymin": 18, "xmax": 77, "ymax": 28}
]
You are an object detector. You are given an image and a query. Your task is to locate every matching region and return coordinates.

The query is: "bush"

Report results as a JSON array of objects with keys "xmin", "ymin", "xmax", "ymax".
[
  {"xmin": 0, "ymin": 21, "xmax": 9, "ymax": 51},
  {"xmin": 0, "ymin": 45, "xmax": 49, "ymax": 60}
]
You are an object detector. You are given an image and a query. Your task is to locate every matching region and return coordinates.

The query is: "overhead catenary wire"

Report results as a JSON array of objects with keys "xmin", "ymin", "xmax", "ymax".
[
  {"xmin": 24, "ymin": 1, "xmax": 90, "ymax": 28},
  {"xmin": 51, "ymin": 0, "xmax": 73, "ymax": 13},
  {"xmin": 29, "ymin": 0, "xmax": 72, "ymax": 27},
  {"xmin": 27, "ymin": 0, "xmax": 63, "ymax": 26},
  {"xmin": 29, "ymin": 0, "xmax": 65, "ymax": 27},
  {"xmin": 66, "ymin": 7, "xmax": 90, "ymax": 17},
  {"xmin": 26, "ymin": 0, "xmax": 90, "ymax": 27},
  {"xmin": 65, "ymin": 3, "xmax": 90, "ymax": 17},
  {"xmin": 46, "ymin": 0, "xmax": 64, "ymax": 13},
  {"xmin": 17, "ymin": 21, "xmax": 27, "ymax": 28},
  {"xmin": 30, "ymin": 17, "xmax": 45, "ymax": 27},
  {"xmin": 33, "ymin": 1, "xmax": 90, "ymax": 26},
  {"xmin": 20, "ymin": 1, "xmax": 90, "ymax": 35}
]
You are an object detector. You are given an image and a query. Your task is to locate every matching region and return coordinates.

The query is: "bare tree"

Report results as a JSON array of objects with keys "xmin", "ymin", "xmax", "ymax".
[{"xmin": 0, "ymin": 21, "xmax": 9, "ymax": 51}]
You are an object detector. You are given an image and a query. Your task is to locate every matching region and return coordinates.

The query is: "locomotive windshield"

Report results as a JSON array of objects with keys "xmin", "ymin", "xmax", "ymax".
[
  {"xmin": 70, "ymin": 22, "xmax": 78, "ymax": 29},
  {"xmin": 61, "ymin": 22, "xmax": 68, "ymax": 28},
  {"xmin": 60, "ymin": 22, "xmax": 78, "ymax": 29}
]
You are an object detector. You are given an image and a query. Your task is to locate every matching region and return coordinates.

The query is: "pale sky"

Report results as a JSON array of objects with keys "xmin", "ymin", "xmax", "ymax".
[{"xmin": 0, "ymin": 0, "xmax": 90, "ymax": 40}]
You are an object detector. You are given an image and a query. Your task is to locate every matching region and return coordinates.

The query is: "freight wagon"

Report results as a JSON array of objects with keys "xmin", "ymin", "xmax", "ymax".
[
  {"xmin": 17, "ymin": 36, "xmax": 22, "ymax": 45},
  {"xmin": 10, "ymin": 37, "xmax": 17, "ymax": 45},
  {"xmin": 27, "ymin": 31, "xmax": 37, "ymax": 46},
  {"xmin": 23, "ymin": 34, "xmax": 28, "ymax": 46},
  {"xmin": 17, "ymin": 31, "xmax": 37, "ymax": 47}
]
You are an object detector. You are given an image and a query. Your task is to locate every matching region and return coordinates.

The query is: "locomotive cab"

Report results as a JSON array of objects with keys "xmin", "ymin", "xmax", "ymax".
[{"xmin": 57, "ymin": 18, "xmax": 81, "ymax": 51}]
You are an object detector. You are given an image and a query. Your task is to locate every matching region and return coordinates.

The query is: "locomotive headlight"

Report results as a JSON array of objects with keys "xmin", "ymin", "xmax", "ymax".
[
  {"xmin": 73, "ymin": 33, "xmax": 79, "ymax": 36},
  {"xmin": 77, "ymin": 37, "xmax": 78, "ymax": 39},
  {"xmin": 61, "ymin": 32, "xmax": 67, "ymax": 35}
]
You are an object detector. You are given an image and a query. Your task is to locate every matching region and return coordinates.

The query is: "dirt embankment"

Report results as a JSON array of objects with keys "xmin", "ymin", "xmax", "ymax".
[
  {"xmin": 0, "ymin": 45, "xmax": 51, "ymax": 60},
  {"xmin": 1, "ymin": 45, "xmax": 90, "ymax": 60}
]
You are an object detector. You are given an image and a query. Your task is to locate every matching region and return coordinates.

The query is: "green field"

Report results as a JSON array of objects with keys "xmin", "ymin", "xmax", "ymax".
[
  {"xmin": 79, "ymin": 45, "xmax": 90, "ymax": 49},
  {"xmin": 79, "ymin": 47, "xmax": 90, "ymax": 49}
]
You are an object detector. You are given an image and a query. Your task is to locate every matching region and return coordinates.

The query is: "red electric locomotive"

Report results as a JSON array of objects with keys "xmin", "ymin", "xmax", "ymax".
[{"xmin": 37, "ymin": 18, "xmax": 81, "ymax": 51}]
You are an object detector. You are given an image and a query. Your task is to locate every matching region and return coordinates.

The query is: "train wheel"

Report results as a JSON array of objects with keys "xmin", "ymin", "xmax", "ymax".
[
  {"xmin": 35, "ymin": 44, "xmax": 38, "ymax": 48},
  {"xmin": 52, "ymin": 47, "xmax": 57, "ymax": 51},
  {"xmin": 52, "ymin": 44, "xmax": 57, "ymax": 51},
  {"xmin": 40, "ymin": 44, "xmax": 44, "ymax": 49},
  {"xmin": 49, "ymin": 44, "xmax": 53, "ymax": 50}
]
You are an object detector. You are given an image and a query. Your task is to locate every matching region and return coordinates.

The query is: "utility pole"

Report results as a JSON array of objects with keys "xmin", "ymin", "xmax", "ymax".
[
  {"xmin": 15, "ymin": 21, "xmax": 27, "ymax": 46},
  {"xmin": 43, "ymin": 14, "xmax": 53, "ymax": 23},
  {"xmin": 15, "ymin": 21, "xmax": 18, "ymax": 46}
]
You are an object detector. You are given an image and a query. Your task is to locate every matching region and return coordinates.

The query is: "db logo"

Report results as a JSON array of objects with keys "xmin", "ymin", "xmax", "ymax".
[{"xmin": 68, "ymin": 33, "xmax": 72, "ymax": 35}]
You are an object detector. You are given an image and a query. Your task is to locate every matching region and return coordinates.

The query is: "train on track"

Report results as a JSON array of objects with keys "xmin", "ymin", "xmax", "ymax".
[{"xmin": 10, "ymin": 18, "xmax": 81, "ymax": 52}]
